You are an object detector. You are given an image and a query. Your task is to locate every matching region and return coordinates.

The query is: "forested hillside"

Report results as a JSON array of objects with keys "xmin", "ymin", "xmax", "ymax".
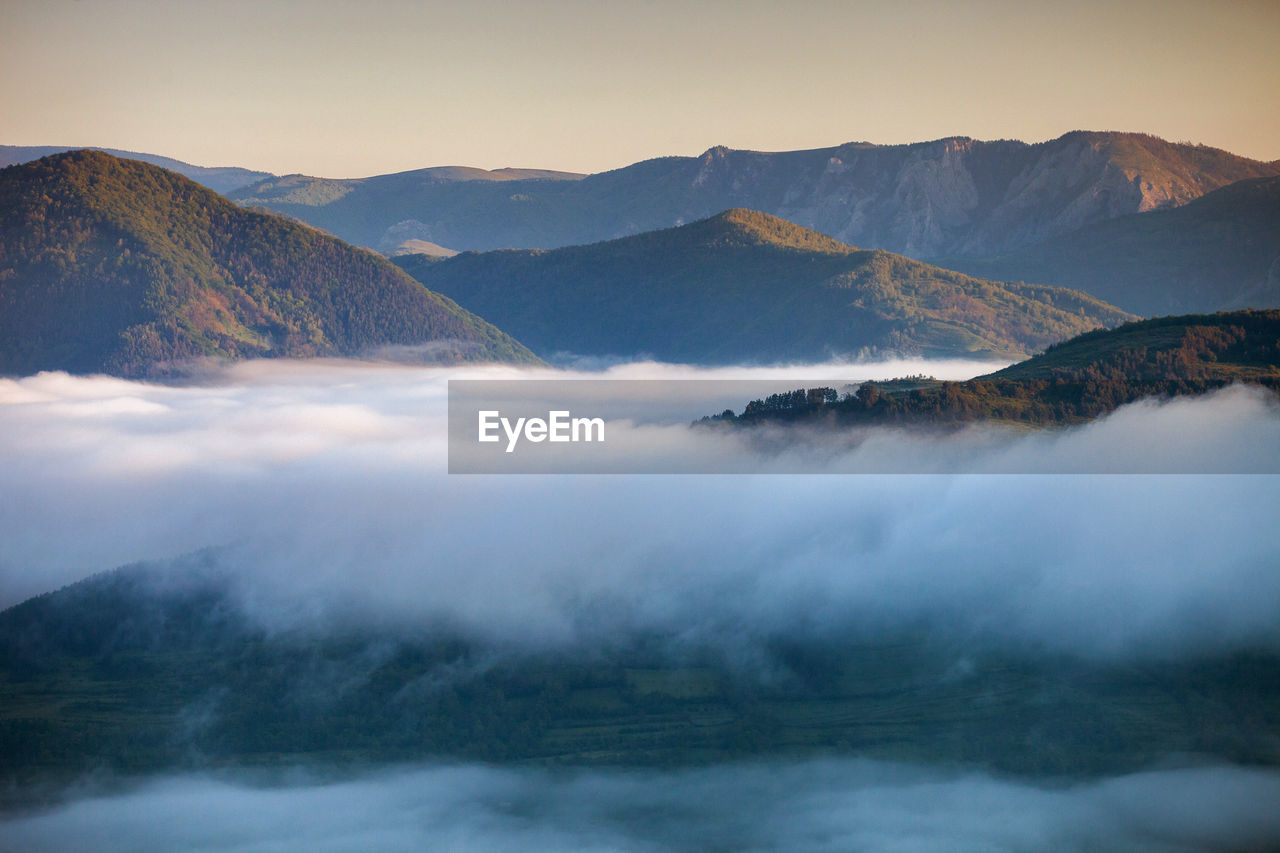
[
  {"xmin": 0, "ymin": 151, "xmax": 538, "ymax": 376},
  {"xmin": 711, "ymin": 311, "xmax": 1280, "ymax": 428},
  {"xmin": 399, "ymin": 209, "xmax": 1134, "ymax": 363}
]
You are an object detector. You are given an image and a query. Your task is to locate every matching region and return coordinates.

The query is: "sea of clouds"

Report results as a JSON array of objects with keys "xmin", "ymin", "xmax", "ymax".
[
  {"xmin": 2, "ymin": 358, "xmax": 1278, "ymax": 659},
  {"xmin": 2, "ymin": 357, "xmax": 1279, "ymax": 850}
]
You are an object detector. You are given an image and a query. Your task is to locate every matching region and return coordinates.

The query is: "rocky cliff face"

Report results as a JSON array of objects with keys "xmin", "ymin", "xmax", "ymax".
[
  {"xmin": 229, "ymin": 131, "xmax": 1279, "ymax": 259},
  {"xmin": 673, "ymin": 132, "xmax": 1278, "ymax": 259}
]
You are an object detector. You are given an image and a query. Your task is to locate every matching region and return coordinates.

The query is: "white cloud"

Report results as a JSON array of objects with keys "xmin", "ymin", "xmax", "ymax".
[
  {"xmin": 3, "ymin": 760, "xmax": 1278, "ymax": 853},
  {"xmin": 0, "ymin": 361, "xmax": 1277, "ymax": 661}
]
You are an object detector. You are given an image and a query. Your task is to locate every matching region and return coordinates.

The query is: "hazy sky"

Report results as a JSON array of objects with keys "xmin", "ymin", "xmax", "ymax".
[{"xmin": 3, "ymin": 0, "xmax": 1278, "ymax": 177}]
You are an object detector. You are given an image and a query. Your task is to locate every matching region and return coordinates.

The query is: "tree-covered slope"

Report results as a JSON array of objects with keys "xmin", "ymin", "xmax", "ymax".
[
  {"xmin": 0, "ymin": 151, "xmax": 539, "ymax": 377},
  {"xmin": 2, "ymin": 552, "xmax": 1276, "ymax": 789},
  {"xmin": 396, "ymin": 208, "xmax": 1135, "ymax": 363},
  {"xmin": 989, "ymin": 310, "xmax": 1280, "ymax": 383},
  {"xmin": 943, "ymin": 177, "xmax": 1280, "ymax": 316},
  {"xmin": 716, "ymin": 311, "xmax": 1280, "ymax": 428}
]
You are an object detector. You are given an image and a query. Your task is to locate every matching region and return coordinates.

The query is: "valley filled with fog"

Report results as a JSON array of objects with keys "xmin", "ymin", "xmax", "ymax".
[{"xmin": 2, "ymin": 357, "xmax": 1279, "ymax": 851}]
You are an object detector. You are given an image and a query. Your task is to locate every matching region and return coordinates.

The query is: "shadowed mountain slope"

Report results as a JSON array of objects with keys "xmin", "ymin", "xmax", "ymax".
[
  {"xmin": 396, "ymin": 208, "xmax": 1135, "ymax": 363},
  {"xmin": 941, "ymin": 177, "xmax": 1280, "ymax": 316}
]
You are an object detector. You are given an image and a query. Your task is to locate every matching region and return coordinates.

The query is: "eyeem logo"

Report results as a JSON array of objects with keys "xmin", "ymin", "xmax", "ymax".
[{"xmin": 478, "ymin": 410, "xmax": 606, "ymax": 453}]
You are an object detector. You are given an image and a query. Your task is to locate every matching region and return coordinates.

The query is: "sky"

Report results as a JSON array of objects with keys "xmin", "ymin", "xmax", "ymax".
[{"xmin": 3, "ymin": 0, "xmax": 1278, "ymax": 177}]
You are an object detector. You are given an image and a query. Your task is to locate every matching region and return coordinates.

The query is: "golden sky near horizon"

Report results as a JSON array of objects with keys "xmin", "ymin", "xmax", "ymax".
[{"xmin": 2, "ymin": 0, "xmax": 1277, "ymax": 177}]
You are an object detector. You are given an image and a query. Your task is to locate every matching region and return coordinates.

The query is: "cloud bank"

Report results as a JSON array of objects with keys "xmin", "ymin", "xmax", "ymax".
[
  {"xmin": 4, "ymin": 760, "xmax": 1279, "ymax": 853},
  {"xmin": 1, "ymin": 360, "xmax": 1278, "ymax": 664}
]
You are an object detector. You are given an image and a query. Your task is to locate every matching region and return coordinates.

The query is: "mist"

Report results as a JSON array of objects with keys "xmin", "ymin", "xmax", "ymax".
[
  {"xmin": 3, "ymin": 358, "xmax": 1280, "ymax": 850},
  {"xmin": 1, "ymin": 360, "xmax": 1279, "ymax": 662},
  {"xmin": 4, "ymin": 759, "xmax": 1279, "ymax": 853}
]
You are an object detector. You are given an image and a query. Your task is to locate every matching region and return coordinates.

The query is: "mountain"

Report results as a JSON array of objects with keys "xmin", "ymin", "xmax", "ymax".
[
  {"xmin": 234, "ymin": 165, "xmax": 587, "ymax": 253},
  {"xmin": 938, "ymin": 177, "xmax": 1280, "ymax": 317},
  {"xmin": 0, "ymin": 151, "xmax": 539, "ymax": 377},
  {"xmin": 230, "ymin": 131, "xmax": 1280, "ymax": 258},
  {"xmin": 394, "ymin": 208, "xmax": 1135, "ymax": 363},
  {"xmin": 714, "ymin": 311, "xmax": 1280, "ymax": 428},
  {"xmin": 3, "ymin": 549, "xmax": 1277, "ymax": 789},
  {"xmin": 0, "ymin": 145, "xmax": 274, "ymax": 195}
]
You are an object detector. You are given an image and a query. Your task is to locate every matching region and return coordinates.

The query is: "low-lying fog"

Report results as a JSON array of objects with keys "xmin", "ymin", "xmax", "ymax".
[
  {"xmin": 1, "ymin": 359, "xmax": 1277, "ymax": 660},
  {"xmin": 4, "ymin": 759, "xmax": 1279, "ymax": 853},
  {"xmin": 2, "ymin": 357, "xmax": 1278, "ymax": 850}
]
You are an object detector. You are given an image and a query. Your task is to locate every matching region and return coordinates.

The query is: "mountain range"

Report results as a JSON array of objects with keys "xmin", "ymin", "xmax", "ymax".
[
  {"xmin": 3, "ymin": 134, "xmax": 1277, "ymax": 376},
  {"xmin": 0, "ymin": 151, "xmax": 538, "ymax": 377},
  {"xmin": 228, "ymin": 131, "xmax": 1280, "ymax": 262},
  {"xmin": 396, "ymin": 208, "xmax": 1134, "ymax": 363},
  {"xmin": 10, "ymin": 133, "xmax": 1277, "ymax": 325}
]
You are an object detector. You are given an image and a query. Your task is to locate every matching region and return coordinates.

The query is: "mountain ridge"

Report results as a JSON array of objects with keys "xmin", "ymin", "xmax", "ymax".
[
  {"xmin": 395, "ymin": 208, "xmax": 1135, "ymax": 364},
  {"xmin": 0, "ymin": 145, "xmax": 274, "ymax": 195},
  {"xmin": 231, "ymin": 131, "xmax": 1279, "ymax": 259}
]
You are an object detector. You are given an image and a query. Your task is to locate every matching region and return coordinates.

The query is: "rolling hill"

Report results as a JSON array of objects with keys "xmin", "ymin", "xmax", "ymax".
[
  {"xmin": 940, "ymin": 176, "xmax": 1280, "ymax": 316},
  {"xmin": 0, "ymin": 151, "xmax": 539, "ymax": 377},
  {"xmin": 230, "ymin": 131, "xmax": 1280, "ymax": 259},
  {"xmin": 714, "ymin": 311, "xmax": 1280, "ymax": 428},
  {"xmin": 395, "ymin": 208, "xmax": 1135, "ymax": 363}
]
